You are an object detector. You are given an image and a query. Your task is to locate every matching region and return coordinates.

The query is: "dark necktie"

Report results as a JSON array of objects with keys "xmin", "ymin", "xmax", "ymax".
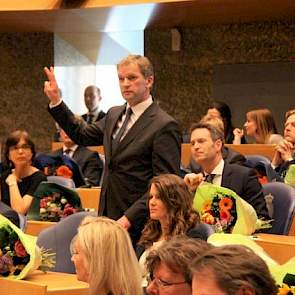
[
  {"xmin": 205, "ymin": 173, "xmax": 215, "ymax": 183},
  {"xmin": 112, "ymin": 107, "xmax": 133, "ymax": 152},
  {"xmin": 87, "ymin": 114, "xmax": 94, "ymax": 124}
]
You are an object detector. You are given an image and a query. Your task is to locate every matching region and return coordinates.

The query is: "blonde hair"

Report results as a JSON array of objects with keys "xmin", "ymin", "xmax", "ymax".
[
  {"xmin": 77, "ymin": 216, "xmax": 142, "ymax": 295},
  {"xmin": 246, "ymin": 108, "xmax": 278, "ymax": 143},
  {"xmin": 117, "ymin": 54, "xmax": 154, "ymax": 79},
  {"xmin": 200, "ymin": 114, "xmax": 225, "ymax": 140}
]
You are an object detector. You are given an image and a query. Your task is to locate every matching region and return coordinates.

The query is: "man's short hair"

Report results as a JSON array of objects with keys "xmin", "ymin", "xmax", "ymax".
[
  {"xmin": 190, "ymin": 245, "xmax": 278, "ymax": 295},
  {"xmin": 146, "ymin": 236, "xmax": 212, "ymax": 285},
  {"xmin": 190, "ymin": 122, "xmax": 225, "ymax": 143},
  {"xmin": 117, "ymin": 55, "xmax": 154, "ymax": 79}
]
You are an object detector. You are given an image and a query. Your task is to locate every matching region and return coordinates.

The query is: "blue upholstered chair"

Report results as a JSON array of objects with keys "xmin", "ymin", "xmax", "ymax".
[
  {"xmin": 263, "ymin": 182, "xmax": 295, "ymax": 235},
  {"xmin": 37, "ymin": 211, "xmax": 96, "ymax": 273},
  {"xmin": 245, "ymin": 155, "xmax": 277, "ymax": 182},
  {"xmin": 47, "ymin": 175, "xmax": 75, "ymax": 189}
]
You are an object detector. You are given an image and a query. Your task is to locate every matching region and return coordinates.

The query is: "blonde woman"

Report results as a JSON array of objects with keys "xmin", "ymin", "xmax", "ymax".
[
  {"xmin": 233, "ymin": 108, "xmax": 283, "ymax": 144},
  {"xmin": 71, "ymin": 216, "xmax": 142, "ymax": 295}
]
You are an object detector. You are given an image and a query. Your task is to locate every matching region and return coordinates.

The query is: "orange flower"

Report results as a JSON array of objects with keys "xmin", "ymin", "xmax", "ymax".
[
  {"xmin": 201, "ymin": 212, "xmax": 215, "ymax": 225},
  {"xmin": 56, "ymin": 165, "xmax": 73, "ymax": 179},
  {"xmin": 219, "ymin": 197, "xmax": 233, "ymax": 211}
]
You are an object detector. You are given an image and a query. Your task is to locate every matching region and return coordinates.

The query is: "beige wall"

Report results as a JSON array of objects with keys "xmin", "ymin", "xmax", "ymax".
[{"xmin": 0, "ymin": 33, "xmax": 54, "ymax": 156}]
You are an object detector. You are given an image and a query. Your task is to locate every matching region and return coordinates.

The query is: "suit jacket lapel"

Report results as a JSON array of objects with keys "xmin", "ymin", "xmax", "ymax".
[
  {"xmin": 221, "ymin": 163, "xmax": 232, "ymax": 187},
  {"xmin": 112, "ymin": 103, "xmax": 157, "ymax": 156},
  {"xmin": 105, "ymin": 105, "xmax": 126, "ymax": 156}
]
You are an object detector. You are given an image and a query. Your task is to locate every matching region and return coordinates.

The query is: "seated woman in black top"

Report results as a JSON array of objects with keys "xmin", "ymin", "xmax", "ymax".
[
  {"xmin": 0, "ymin": 130, "xmax": 46, "ymax": 215},
  {"xmin": 136, "ymin": 174, "xmax": 211, "ymax": 287}
]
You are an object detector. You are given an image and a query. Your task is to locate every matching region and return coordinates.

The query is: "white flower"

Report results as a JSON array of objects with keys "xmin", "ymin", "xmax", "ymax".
[
  {"xmin": 40, "ymin": 208, "xmax": 47, "ymax": 214},
  {"xmin": 60, "ymin": 198, "xmax": 68, "ymax": 204}
]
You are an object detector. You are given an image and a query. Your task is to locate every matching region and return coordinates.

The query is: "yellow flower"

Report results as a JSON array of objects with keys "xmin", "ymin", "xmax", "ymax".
[
  {"xmin": 278, "ymin": 283, "xmax": 295, "ymax": 295},
  {"xmin": 202, "ymin": 212, "xmax": 215, "ymax": 225},
  {"xmin": 203, "ymin": 200, "xmax": 212, "ymax": 212}
]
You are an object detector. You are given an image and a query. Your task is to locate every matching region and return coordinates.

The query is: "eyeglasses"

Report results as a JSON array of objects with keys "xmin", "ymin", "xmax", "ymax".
[
  {"xmin": 9, "ymin": 144, "xmax": 31, "ymax": 151},
  {"xmin": 147, "ymin": 274, "xmax": 188, "ymax": 288}
]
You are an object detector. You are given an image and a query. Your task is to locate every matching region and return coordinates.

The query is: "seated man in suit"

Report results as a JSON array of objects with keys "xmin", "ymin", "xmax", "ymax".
[
  {"xmin": 0, "ymin": 200, "xmax": 20, "ymax": 227},
  {"xmin": 186, "ymin": 115, "xmax": 246, "ymax": 174},
  {"xmin": 82, "ymin": 85, "xmax": 106, "ymax": 124},
  {"xmin": 272, "ymin": 109, "xmax": 295, "ymax": 179},
  {"xmin": 184, "ymin": 122, "xmax": 269, "ymax": 219},
  {"xmin": 51, "ymin": 127, "xmax": 104, "ymax": 187}
]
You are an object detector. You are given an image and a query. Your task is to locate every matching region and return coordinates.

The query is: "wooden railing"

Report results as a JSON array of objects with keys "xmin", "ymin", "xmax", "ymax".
[
  {"xmin": 52, "ymin": 142, "xmax": 276, "ymax": 167},
  {"xmin": 51, "ymin": 142, "xmax": 104, "ymax": 155}
]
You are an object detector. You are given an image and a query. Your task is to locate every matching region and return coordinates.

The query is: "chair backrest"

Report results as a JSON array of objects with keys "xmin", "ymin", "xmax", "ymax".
[
  {"xmin": 37, "ymin": 211, "xmax": 96, "ymax": 273},
  {"xmin": 47, "ymin": 175, "xmax": 75, "ymax": 188},
  {"xmin": 263, "ymin": 182, "xmax": 295, "ymax": 235},
  {"xmin": 245, "ymin": 155, "xmax": 277, "ymax": 182}
]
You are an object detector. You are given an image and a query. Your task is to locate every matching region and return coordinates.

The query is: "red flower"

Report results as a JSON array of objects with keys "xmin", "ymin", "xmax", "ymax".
[
  {"xmin": 14, "ymin": 240, "xmax": 28, "ymax": 257},
  {"xmin": 63, "ymin": 207, "xmax": 76, "ymax": 216},
  {"xmin": 220, "ymin": 210, "xmax": 231, "ymax": 221},
  {"xmin": 56, "ymin": 165, "xmax": 73, "ymax": 179}
]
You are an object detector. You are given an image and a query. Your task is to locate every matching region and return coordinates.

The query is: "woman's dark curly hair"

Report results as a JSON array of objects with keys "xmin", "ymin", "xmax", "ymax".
[
  {"xmin": 138, "ymin": 174, "xmax": 200, "ymax": 248},
  {"xmin": 4, "ymin": 130, "xmax": 36, "ymax": 168}
]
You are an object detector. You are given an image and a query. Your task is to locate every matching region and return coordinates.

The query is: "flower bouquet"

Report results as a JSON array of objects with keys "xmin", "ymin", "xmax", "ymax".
[
  {"xmin": 269, "ymin": 257, "xmax": 295, "ymax": 295},
  {"xmin": 284, "ymin": 164, "xmax": 295, "ymax": 187},
  {"xmin": 28, "ymin": 182, "xmax": 82, "ymax": 222},
  {"xmin": 34, "ymin": 153, "xmax": 85, "ymax": 187},
  {"xmin": 194, "ymin": 182, "xmax": 271, "ymax": 235},
  {"xmin": 0, "ymin": 214, "xmax": 55, "ymax": 279}
]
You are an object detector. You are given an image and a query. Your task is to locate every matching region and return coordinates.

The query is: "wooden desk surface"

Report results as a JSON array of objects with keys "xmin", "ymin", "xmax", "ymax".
[
  {"xmin": 76, "ymin": 187, "xmax": 101, "ymax": 210},
  {"xmin": 254, "ymin": 233, "xmax": 295, "ymax": 264},
  {"xmin": 26, "ymin": 220, "xmax": 57, "ymax": 236},
  {"xmin": 0, "ymin": 271, "xmax": 89, "ymax": 295}
]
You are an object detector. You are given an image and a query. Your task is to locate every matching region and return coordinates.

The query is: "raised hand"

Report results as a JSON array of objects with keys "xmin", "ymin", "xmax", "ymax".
[
  {"xmin": 184, "ymin": 173, "xmax": 204, "ymax": 193},
  {"xmin": 233, "ymin": 128, "xmax": 244, "ymax": 144},
  {"xmin": 44, "ymin": 66, "xmax": 61, "ymax": 105}
]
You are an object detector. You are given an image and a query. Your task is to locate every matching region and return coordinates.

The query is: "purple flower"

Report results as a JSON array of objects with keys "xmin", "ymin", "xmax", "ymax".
[{"xmin": 0, "ymin": 253, "xmax": 13, "ymax": 274}]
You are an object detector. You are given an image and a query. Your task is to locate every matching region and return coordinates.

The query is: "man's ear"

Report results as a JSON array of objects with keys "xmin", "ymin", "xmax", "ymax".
[
  {"xmin": 146, "ymin": 75, "xmax": 154, "ymax": 89},
  {"xmin": 215, "ymin": 138, "xmax": 223, "ymax": 151},
  {"xmin": 237, "ymin": 285, "xmax": 255, "ymax": 295}
]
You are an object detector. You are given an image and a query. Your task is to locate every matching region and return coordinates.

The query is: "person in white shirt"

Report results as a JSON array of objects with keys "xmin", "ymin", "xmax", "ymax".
[
  {"xmin": 184, "ymin": 122, "xmax": 269, "ymax": 219},
  {"xmin": 82, "ymin": 85, "xmax": 105, "ymax": 124}
]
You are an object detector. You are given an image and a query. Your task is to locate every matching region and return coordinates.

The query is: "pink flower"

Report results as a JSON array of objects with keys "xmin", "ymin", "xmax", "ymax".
[{"xmin": 14, "ymin": 240, "xmax": 28, "ymax": 257}]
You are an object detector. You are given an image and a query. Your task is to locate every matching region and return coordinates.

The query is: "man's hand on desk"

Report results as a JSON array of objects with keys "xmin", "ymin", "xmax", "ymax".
[{"xmin": 117, "ymin": 215, "xmax": 131, "ymax": 230}]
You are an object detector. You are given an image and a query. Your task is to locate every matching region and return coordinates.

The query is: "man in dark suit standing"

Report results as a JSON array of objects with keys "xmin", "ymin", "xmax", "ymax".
[
  {"xmin": 81, "ymin": 85, "xmax": 106, "ymax": 124},
  {"xmin": 51, "ymin": 128, "xmax": 103, "ymax": 187},
  {"xmin": 44, "ymin": 55, "xmax": 181, "ymax": 240},
  {"xmin": 184, "ymin": 122, "xmax": 269, "ymax": 218}
]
